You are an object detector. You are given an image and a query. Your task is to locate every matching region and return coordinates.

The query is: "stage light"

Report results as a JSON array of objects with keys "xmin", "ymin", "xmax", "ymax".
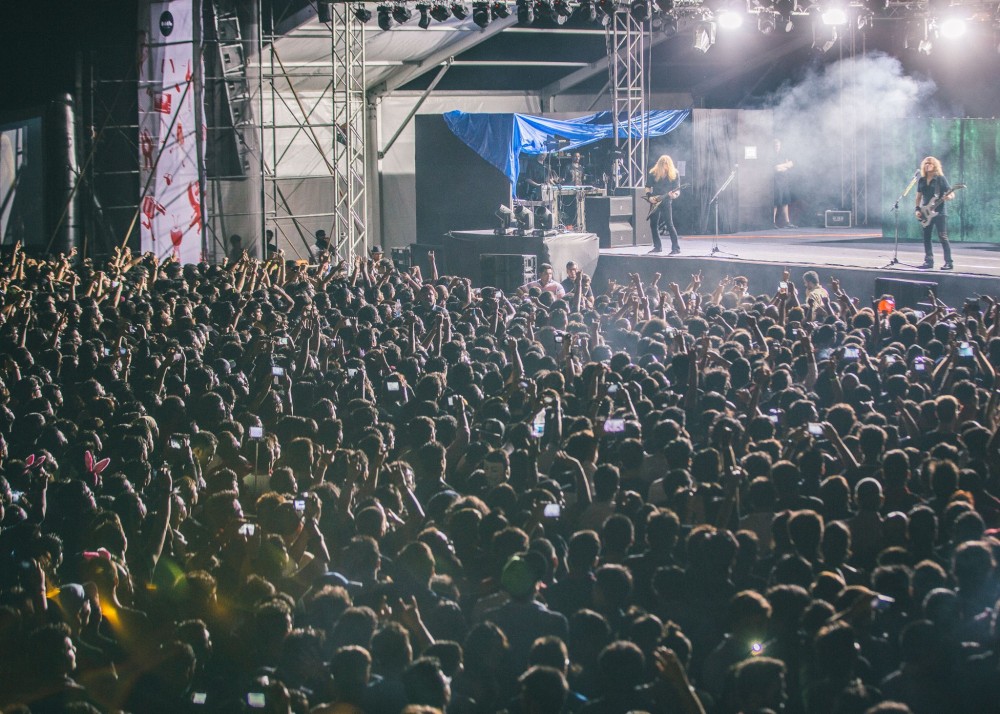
[
  {"xmin": 451, "ymin": 1, "xmax": 470, "ymax": 19},
  {"xmin": 939, "ymin": 17, "xmax": 966, "ymax": 39},
  {"xmin": 693, "ymin": 21, "xmax": 716, "ymax": 51},
  {"xmin": 597, "ymin": 0, "xmax": 620, "ymax": 22},
  {"xmin": 514, "ymin": 204, "xmax": 534, "ymax": 232},
  {"xmin": 863, "ymin": 0, "xmax": 887, "ymax": 13},
  {"xmin": 554, "ymin": 0, "xmax": 572, "ymax": 18},
  {"xmin": 576, "ymin": 0, "xmax": 598, "ymax": 21},
  {"xmin": 656, "ymin": 12, "xmax": 678, "ymax": 34},
  {"xmin": 392, "ymin": 3, "xmax": 413, "ymax": 23},
  {"xmin": 757, "ymin": 12, "xmax": 776, "ymax": 33},
  {"xmin": 491, "ymin": 1, "xmax": 510, "ymax": 18},
  {"xmin": 654, "ymin": 0, "xmax": 673, "ymax": 11},
  {"xmin": 430, "ymin": 1, "xmax": 451, "ymax": 19},
  {"xmin": 534, "ymin": 205, "xmax": 554, "ymax": 230},
  {"xmin": 717, "ymin": 9, "xmax": 743, "ymax": 28},
  {"xmin": 417, "ymin": 3, "xmax": 432, "ymax": 27},
  {"xmin": 904, "ymin": 19, "xmax": 932, "ymax": 53},
  {"xmin": 355, "ymin": 4, "xmax": 374, "ymax": 22},
  {"xmin": 821, "ymin": 7, "xmax": 847, "ymax": 25},
  {"xmin": 472, "ymin": 1, "xmax": 491, "ymax": 26},
  {"xmin": 812, "ymin": 23, "xmax": 838, "ymax": 51},
  {"xmin": 516, "ymin": 0, "xmax": 534, "ymax": 22},
  {"xmin": 630, "ymin": 0, "xmax": 651, "ymax": 21},
  {"xmin": 377, "ymin": 4, "xmax": 394, "ymax": 29}
]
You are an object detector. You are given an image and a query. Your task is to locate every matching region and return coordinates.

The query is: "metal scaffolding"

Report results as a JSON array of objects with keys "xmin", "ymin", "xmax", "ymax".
[
  {"xmin": 606, "ymin": 9, "xmax": 648, "ymax": 189},
  {"xmin": 256, "ymin": 3, "xmax": 367, "ymax": 262}
]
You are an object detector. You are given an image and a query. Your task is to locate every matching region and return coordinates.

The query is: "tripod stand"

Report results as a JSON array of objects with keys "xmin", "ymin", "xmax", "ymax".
[
  {"xmin": 700, "ymin": 164, "xmax": 739, "ymax": 258},
  {"xmin": 882, "ymin": 170, "xmax": 921, "ymax": 269}
]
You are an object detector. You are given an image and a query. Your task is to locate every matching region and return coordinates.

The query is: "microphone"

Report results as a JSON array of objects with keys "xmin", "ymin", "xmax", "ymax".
[{"xmin": 914, "ymin": 169, "xmax": 921, "ymax": 178}]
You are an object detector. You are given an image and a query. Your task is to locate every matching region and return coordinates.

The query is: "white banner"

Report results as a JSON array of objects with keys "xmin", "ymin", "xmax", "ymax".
[{"xmin": 138, "ymin": 1, "xmax": 203, "ymax": 263}]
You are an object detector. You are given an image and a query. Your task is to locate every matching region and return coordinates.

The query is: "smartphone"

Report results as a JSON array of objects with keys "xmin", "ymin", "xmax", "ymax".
[
  {"xmin": 603, "ymin": 418, "xmax": 626, "ymax": 434},
  {"xmin": 247, "ymin": 692, "xmax": 266, "ymax": 708},
  {"xmin": 10, "ymin": 490, "xmax": 24, "ymax": 503},
  {"xmin": 518, "ymin": 380, "xmax": 529, "ymax": 390},
  {"xmin": 294, "ymin": 499, "xmax": 306, "ymax": 513},
  {"xmin": 277, "ymin": 336, "xmax": 289, "ymax": 346},
  {"xmin": 768, "ymin": 409, "xmax": 780, "ymax": 425},
  {"xmin": 102, "ymin": 346, "xmax": 111, "ymax": 357},
  {"xmin": 808, "ymin": 423, "xmax": 824, "ymax": 436},
  {"xmin": 871, "ymin": 594, "xmax": 895, "ymax": 612},
  {"xmin": 843, "ymin": 347, "xmax": 860, "ymax": 360},
  {"xmin": 191, "ymin": 692, "xmax": 208, "ymax": 705},
  {"xmin": 554, "ymin": 332, "xmax": 564, "ymax": 343},
  {"xmin": 914, "ymin": 357, "xmax": 927, "ymax": 372},
  {"xmin": 128, "ymin": 324, "xmax": 137, "ymax": 334},
  {"xmin": 448, "ymin": 395, "xmax": 458, "ymax": 407},
  {"xmin": 272, "ymin": 366, "xmax": 285, "ymax": 377},
  {"xmin": 348, "ymin": 367, "xmax": 358, "ymax": 378},
  {"xmin": 249, "ymin": 426, "xmax": 264, "ymax": 439},
  {"xmin": 779, "ymin": 281, "xmax": 788, "ymax": 290},
  {"xmin": 386, "ymin": 379, "xmax": 401, "ymax": 392},
  {"xmin": 532, "ymin": 409, "xmax": 546, "ymax": 438},
  {"xmin": 119, "ymin": 346, "xmax": 127, "ymax": 355},
  {"xmin": 239, "ymin": 522, "xmax": 257, "ymax": 537},
  {"xmin": 607, "ymin": 383, "xmax": 620, "ymax": 396},
  {"xmin": 169, "ymin": 434, "xmax": 189, "ymax": 450},
  {"xmin": 543, "ymin": 503, "xmax": 561, "ymax": 518},
  {"xmin": 959, "ymin": 341, "xmax": 974, "ymax": 358},
  {"xmin": 885, "ymin": 355, "xmax": 897, "ymax": 364}
]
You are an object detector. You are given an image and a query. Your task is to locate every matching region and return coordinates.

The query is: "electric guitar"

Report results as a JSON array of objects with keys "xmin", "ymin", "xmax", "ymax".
[
  {"xmin": 917, "ymin": 183, "xmax": 966, "ymax": 227},
  {"xmin": 644, "ymin": 183, "xmax": 690, "ymax": 219}
]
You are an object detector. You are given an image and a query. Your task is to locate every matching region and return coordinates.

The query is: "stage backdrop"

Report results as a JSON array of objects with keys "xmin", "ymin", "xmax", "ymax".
[{"xmin": 880, "ymin": 118, "xmax": 998, "ymax": 243}]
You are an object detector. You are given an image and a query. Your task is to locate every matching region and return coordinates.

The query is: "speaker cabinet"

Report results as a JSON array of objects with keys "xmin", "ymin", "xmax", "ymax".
[
  {"xmin": 874, "ymin": 277, "xmax": 938, "ymax": 309},
  {"xmin": 480, "ymin": 254, "xmax": 537, "ymax": 292}
]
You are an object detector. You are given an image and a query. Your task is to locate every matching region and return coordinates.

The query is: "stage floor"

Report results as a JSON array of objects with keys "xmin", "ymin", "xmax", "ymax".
[
  {"xmin": 594, "ymin": 227, "xmax": 1000, "ymax": 308},
  {"xmin": 601, "ymin": 227, "xmax": 1000, "ymax": 278}
]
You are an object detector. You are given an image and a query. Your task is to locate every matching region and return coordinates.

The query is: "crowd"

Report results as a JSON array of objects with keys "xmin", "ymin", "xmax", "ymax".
[{"xmin": 0, "ymin": 239, "xmax": 999, "ymax": 714}]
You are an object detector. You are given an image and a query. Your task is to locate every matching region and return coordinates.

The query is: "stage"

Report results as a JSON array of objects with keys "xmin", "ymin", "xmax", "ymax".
[{"xmin": 594, "ymin": 227, "xmax": 1000, "ymax": 308}]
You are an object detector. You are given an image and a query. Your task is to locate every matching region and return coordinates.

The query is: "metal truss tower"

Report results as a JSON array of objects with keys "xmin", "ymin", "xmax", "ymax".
[
  {"xmin": 606, "ymin": 9, "xmax": 648, "ymax": 189},
  {"xmin": 256, "ymin": 3, "xmax": 367, "ymax": 261}
]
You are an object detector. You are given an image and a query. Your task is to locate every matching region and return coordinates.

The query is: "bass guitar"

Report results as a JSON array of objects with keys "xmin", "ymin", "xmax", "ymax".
[
  {"xmin": 644, "ymin": 183, "xmax": 690, "ymax": 219},
  {"xmin": 917, "ymin": 183, "xmax": 966, "ymax": 227}
]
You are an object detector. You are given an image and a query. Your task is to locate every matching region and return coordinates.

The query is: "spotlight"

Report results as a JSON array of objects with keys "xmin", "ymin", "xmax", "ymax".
[
  {"xmin": 472, "ymin": 1, "xmax": 491, "ymax": 25},
  {"xmin": 451, "ymin": 1, "xmax": 470, "ymax": 18},
  {"xmin": 417, "ymin": 3, "xmax": 432, "ymax": 27},
  {"xmin": 904, "ymin": 19, "xmax": 932, "ymax": 53},
  {"xmin": 775, "ymin": 0, "xmax": 794, "ymax": 29},
  {"xmin": 516, "ymin": 0, "xmax": 534, "ymax": 22},
  {"xmin": 355, "ymin": 4, "xmax": 373, "ymax": 22},
  {"xmin": 821, "ymin": 7, "xmax": 847, "ymax": 25},
  {"xmin": 812, "ymin": 21, "xmax": 838, "ymax": 51},
  {"xmin": 496, "ymin": 205, "xmax": 514, "ymax": 234},
  {"xmin": 392, "ymin": 3, "xmax": 413, "ymax": 23},
  {"xmin": 491, "ymin": 1, "xmax": 510, "ymax": 18},
  {"xmin": 576, "ymin": 0, "xmax": 598, "ymax": 21},
  {"xmin": 939, "ymin": 17, "xmax": 966, "ymax": 39},
  {"xmin": 757, "ymin": 11, "xmax": 776, "ymax": 33},
  {"xmin": 716, "ymin": 9, "xmax": 743, "ymax": 28},
  {"xmin": 630, "ymin": 0, "xmax": 650, "ymax": 21},
  {"xmin": 534, "ymin": 205, "xmax": 554, "ymax": 230},
  {"xmin": 693, "ymin": 21, "xmax": 716, "ymax": 51},
  {"xmin": 554, "ymin": 0, "xmax": 572, "ymax": 18},
  {"xmin": 597, "ymin": 0, "xmax": 620, "ymax": 21},
  {"xmin": 377, "ymin": 4, "xmax": 394, "ymax": 29},
  {"xmin": 514, "ymin": 204, "xmax": 534, "ymax": 233},
  {"xmin": 430, "ymin": 1, "xmax": 451, "ymax": 19}
]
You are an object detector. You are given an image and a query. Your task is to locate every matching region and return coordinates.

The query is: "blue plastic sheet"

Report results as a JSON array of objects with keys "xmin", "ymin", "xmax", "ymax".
[{"xmin": 443, "ymin": 109, "xmax": 690, "ymax": 197}]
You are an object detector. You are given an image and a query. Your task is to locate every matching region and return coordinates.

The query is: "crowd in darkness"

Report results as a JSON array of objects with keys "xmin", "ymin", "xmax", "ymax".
[{"xmin": 2, "ymin": 239, "xmax": 1000, "ymax": 714}]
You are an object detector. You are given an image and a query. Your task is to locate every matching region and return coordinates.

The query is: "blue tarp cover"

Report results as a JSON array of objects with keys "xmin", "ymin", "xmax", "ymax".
[{"xmin": 443, "ymin": 109, "xmax": 690, "ymax": 197}]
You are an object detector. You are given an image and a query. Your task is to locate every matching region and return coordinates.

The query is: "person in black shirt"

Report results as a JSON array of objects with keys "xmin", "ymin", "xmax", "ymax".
[
  {"xmin": 915, "ymin": 155, "xmax": 955, "ymax": 270},
  {"xmin": 645, "ymin": 154, "xmax": 681, "ymax": 254}
]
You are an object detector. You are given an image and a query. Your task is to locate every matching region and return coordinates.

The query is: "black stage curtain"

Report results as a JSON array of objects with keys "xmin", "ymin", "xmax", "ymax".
[{"xmin": 692, "ymin": 108, "xmax": 740, "ymax": 235}]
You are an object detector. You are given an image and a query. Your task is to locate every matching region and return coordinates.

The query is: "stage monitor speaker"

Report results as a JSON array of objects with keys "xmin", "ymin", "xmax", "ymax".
[
  {"xmin": 825, "ymin": 210, "xmax": 851, "ymax": 228},
  {"xmin": 409, "ymin": 243, "xmax": 443, "ymax": 274},
  {"xmin": 480, "ymin": 253, "xmax": 537, "ymax": 293},
  {"xmin": 587, "ymin": 195, "xmax": 637, "ymax": 248},
  {"xmin": 874, "ymin": 277, "xmax": 938, "ymax": 309},
  {"xmin": 390, "ymin": 247, "xmax": 411, "ymax": 271},
  {"xmin": 628, "ymin": 188, "xmax": 653, "ymax": 247}
]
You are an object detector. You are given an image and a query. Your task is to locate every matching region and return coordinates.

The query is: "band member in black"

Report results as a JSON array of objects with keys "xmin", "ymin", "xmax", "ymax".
[
  {"xmin": 646, "ymin": 154, "xmax": 681, "ymax": 254},
  {"xmin": 523, "ymin": 154, "xmax": 553, "ymax": 201},
  {"xmin": 915, "ymin": 156, "xmax": 954, "ymax": 270},
  {"xmin": 773, "ymin": 139, "xmax": 796, "ymax": 228},
  {"xmin": 564, "ymin": 152, "xmax": 586, "ymax": 185}
]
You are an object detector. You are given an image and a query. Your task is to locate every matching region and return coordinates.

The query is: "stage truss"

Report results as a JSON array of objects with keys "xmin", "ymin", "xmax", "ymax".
[{"xmin": 606, "ymin": 10, "xmax": 648, "ymax": 189}]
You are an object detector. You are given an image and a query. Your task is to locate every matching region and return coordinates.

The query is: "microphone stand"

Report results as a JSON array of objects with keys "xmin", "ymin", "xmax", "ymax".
[
  {"xmin": 882, "ymin": 170, "xmax": 921, "ymax": 269},
  {"xmin": 702, "ymin": 164, "xmax": 739, "ymax": 258}
]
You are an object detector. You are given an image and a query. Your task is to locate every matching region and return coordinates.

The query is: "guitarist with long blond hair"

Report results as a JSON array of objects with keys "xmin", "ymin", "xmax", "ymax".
[
  {"xmin": 915, "ymin": 156, "xmax": 954, "ymax": 270},
  {"xmin": 646, "ymin": 154, "xmax": 682, "ymax": 254}
]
